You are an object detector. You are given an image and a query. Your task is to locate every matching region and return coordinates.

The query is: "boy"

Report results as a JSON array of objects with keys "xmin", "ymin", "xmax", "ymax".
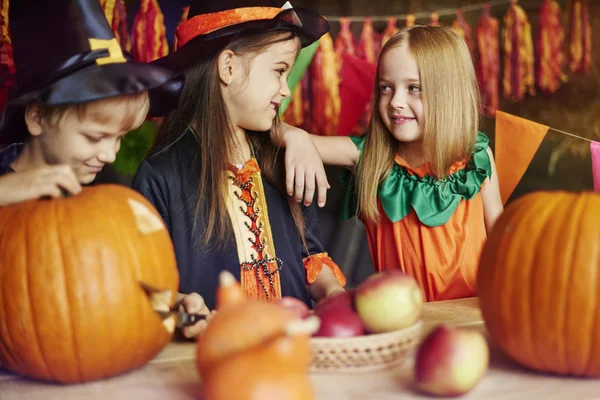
[{"xmin": 0, "ymin": 0, "xmax": 181, "ymax": 205}]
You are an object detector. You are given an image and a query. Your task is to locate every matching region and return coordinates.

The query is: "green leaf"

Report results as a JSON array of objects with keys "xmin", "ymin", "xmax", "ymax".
[
  {"xmin": 112, "ymin": 120, "xmax": 158, "ymax": 176},
  {"xmin": 279, "ymin": 40, "xmax": 320, "ymax": 116}
]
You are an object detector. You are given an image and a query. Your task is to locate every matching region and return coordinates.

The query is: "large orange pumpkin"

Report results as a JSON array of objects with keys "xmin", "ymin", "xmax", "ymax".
[
  {"xmin": 0, "ymin": 184, "xmax": 179, "ymax": 383},
  {"xmin": 197, "ymin": 272, "xmax": 317, "ymax": 400},
  {"xmin": 477, "ymin": 191, "xmax": 600, "ymax": 376}
]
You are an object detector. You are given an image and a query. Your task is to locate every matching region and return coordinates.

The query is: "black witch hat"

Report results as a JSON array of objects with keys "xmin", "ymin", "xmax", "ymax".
[
  {"xmin": 0, "ymin": 0, "xmax": 183, "ymax": 145},
  {"xmin": 152, "ymin": 0, "xmax": 330, "ymax": 75}
]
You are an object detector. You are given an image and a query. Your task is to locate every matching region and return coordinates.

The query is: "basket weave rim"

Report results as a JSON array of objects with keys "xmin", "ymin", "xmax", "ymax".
[{"xmin": 310, "ymin": 319, "xmax": 423, "ymax": 345}]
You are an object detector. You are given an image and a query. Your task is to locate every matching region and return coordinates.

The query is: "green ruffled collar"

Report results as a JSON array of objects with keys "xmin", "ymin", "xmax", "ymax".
[{"xmin": 341, "ymin": 132, "xmax": 492, "ymax": 227}]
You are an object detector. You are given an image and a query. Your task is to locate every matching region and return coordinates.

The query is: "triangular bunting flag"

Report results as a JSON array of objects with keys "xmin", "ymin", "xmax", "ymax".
[
  {"xmin": 590, "ymin": 141, "xmax": 600, "ymax": 193},
  {"xmin": 495, "ymin": 111, "xmax": 549, "ymax": 204}
]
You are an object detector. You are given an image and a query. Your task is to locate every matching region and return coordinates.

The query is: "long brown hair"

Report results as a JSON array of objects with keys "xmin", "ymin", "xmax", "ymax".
[
  {"xmin": 153, "ymin": 31, "xmax": 305, "ymax": 248},
  {"xmin": 357, "ymin": 25, "xmax": 480, "ymax": 223}
]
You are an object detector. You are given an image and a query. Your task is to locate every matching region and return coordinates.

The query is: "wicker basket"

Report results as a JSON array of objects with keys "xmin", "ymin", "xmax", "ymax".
[{"xmin": 309, "ymin": 320, "xmax": 423, "ymax": 373}]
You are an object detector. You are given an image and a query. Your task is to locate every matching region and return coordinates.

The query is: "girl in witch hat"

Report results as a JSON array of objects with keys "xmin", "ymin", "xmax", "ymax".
[
  {"xmin": 0, "ymin": 0, "xmax": 181, "ymax": 206},
  {"xmin": 278, "ymin": 25, "xmax": 504, "ymax": 302},
  {"xmin": 132, "ymin": 0, "xmax": 347, "ymax": 337}
]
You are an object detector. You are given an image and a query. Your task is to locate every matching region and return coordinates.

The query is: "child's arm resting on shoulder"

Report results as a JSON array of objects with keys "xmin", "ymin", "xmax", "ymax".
[
  {"xmin": 277, "ymin": 123, "xmax": 359, "ymax": 169},
  {"xmin": 273, "ymin": 123, "xmax": 360, "ymax": 207},
  {"xmin": 481, "ymin": 147, "xmax": 504, "ymax": 233},
  {"xmin": 0, "ymin": 165, "xmax": 81, "ymax": 206}
]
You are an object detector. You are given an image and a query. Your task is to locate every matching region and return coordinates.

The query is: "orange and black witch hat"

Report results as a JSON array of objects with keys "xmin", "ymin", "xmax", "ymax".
[
  {"xmin": 0, "ymin": 0, "xmax": 182, "ymax": 145},
  {"xmin": 152, "ymin": 0, "xmax": 330, "ymax": 74}
]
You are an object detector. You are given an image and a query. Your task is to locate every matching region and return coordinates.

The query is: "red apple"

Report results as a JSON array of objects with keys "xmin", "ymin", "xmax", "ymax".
[
  {"xmin": 415, "ymin": 325, "xmax": 489, "ymax": 397},
  {"xmin": 274, "ymin": 296, "xmax": 311, "ymax": 319},
  {"xmin": 355, "ymin": 271, "xmax": 423, "ymax": 333},
  {"xmin": 314, "ymin": 289, "xmax": 356, "ymax": 314},
  {"xmin": 314, "ymin": 307, "xmax": 365, "ymax": 338}
]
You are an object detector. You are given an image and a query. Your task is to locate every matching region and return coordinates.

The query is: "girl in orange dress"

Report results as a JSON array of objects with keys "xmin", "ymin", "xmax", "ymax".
[{"xmin": 279, "ymin": 25, "xmax": 504, "ymax": 301}]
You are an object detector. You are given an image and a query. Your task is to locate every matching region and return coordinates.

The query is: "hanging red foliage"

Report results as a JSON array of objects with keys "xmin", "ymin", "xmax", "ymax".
[
  {"xmin": 382, "ymin": 17, "xmax": 399, "ymax": 47},
  {"xmin": 537, "ymin": 0, "xmax": 566, "ymax": 95},
  {"xmin": 334, "ymin": 17, "xmax": 356, "ymax": 75},
  {"xmin": 0, "ymin": 0, "xmax": 14, "ymax": 114},
  {"xmin": 112, "ymin": 0, "xmax": 131, "ymax": 52},
  {"xmin": 566, "ymin": 0, "xmax": 591, "ymax": 74},
  {"xmin": 99, "ymin": 0, "xmax": 115, "ymax": 26},
  {"xmin": 132, "ymin": 0, "xmax": 169, "ymax": 63},
  {"xmin": 475, "ymin": 4, "xmax": 500, "ymax": 117},
  {"xmin": 451, "ymin": 9, "xmax": 474, "ymax": 54},
  {"xmin": 429, "ymin": 12, "xmax": 440, "ymax": 26},
  {"xmin": 354, "ymin": 18, "xmax": 379, "ymax": 135},
  {"xmin": 310, "ymin": 34, "xmax": 340, "ymax": 136},
  {"xmin": 502, "ymin": 0, "xmax": 535, "ymax": 102}
]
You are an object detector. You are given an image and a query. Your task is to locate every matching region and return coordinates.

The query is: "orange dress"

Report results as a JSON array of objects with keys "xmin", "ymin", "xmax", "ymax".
[{"xmin": 342, "ymin": 132, "xmax": 491, "ymax": 301}]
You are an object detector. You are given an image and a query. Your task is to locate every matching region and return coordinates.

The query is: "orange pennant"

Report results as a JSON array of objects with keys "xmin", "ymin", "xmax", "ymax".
[{"xmin": 495, "ymin": 111, "xmax": 549, "ymax": 204}]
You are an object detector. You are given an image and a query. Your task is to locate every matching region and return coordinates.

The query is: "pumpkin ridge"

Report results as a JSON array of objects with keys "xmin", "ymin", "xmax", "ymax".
[
  {"xmin": 27, "ymin": 204, "xmax": 53, "ymax": 381},
  {"xmin": 0, "ymin": 223, "xmax": 19, "ymax": 372},
  {"xmin": 528, "ymin": 194, "xmax": 563, "ymax": 373},
  {"xmin": 561, "ymin": 194, "xmax": 585, "ymax": 374},
  {"xmin": 498, "ymin": 195, "xmax": 534, "ymax": 365},
  {"xmin": 118, "ymin": 189, "xmax": 153, "ymax": 371},
  {"xmin": 119, "ymin": 195, "xmax": 147, "ymax": 368},
  {"xmin": 552, "ymin": 194, "xmax": 578, "ymax": 373},
  {"xmin": 583, "ymin": 195, "xmax": 600, "ymax": 375},
  {"xmin": 101, "ymin": 193, "xmax": 122, "ymax": 374},
  {"xmin": 56, "ymin": 199, "xmax": 84, "ymax": 382}
]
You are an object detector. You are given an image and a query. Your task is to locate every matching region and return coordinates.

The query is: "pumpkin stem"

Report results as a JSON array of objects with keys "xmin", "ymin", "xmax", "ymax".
[
  {"xmin": 219, "ymin": 270, "xmax": 236, "ymax": 287},
  {"xmin": 284, "ymin": 316, "xmax": 321, "ymax": 337},
  {"xmin": 216, "ymin": 271, "xmax": 244, "ymax": 309}
]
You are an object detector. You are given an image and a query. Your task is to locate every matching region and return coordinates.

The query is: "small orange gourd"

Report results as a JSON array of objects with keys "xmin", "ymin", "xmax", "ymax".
[
  {"xmin": 197, "ymin": 271, "xmax": 318, "ymax": 399},
  {"xmin": 0, "ymin": 185, "xmax": 179, "ymax": 383},
  {"xmin": 477, "ymin": 191, "xmax": 600, "ymax": 377}
]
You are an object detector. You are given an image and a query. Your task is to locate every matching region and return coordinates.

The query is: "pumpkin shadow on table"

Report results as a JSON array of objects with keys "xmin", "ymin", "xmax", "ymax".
[{"xmin": 486, "ymin": 340, "xmax": 591, "ymax": 381}]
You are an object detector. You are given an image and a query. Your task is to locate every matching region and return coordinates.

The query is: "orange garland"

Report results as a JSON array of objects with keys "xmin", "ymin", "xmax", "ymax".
[
  {"xmin": 310, "ymin": 33, "xmax": 340, "ymax": 136},
  {"xmin": 355, "ymin": 18, "xmax": 379, "ymax": 135},
  {"xmin": 502, "ymin": 0, "xmax": 535, "ymax": 102},
  {"xmin": 112, "ymin": 0, "xmax": 131, "ymax": 53},
  {"xmin": 132, "ymin": 0, "xmax": 169, "ymax": 63},
  {"xmin": 0, "ymin": 0, "xmax": 14, "ymax": 113},
  {"xmin": 567, "ymin": 0, "xmax": 591, "ymax": 74},
  {"xmin": 282, "ymin": 81, "xmax": 304, "ymax": 127},
  {"xmin": 99, "ymin": 0, "xmax": 116, "ymax": 26},
  {"xmin": 451, "ymin": 9, "xmax": 473, "ymax": 55},
  {"xmin": 429, "ymin": 12, "xmax": 440, "ymax": 26},
  {"xmin": 536, "ymin": 0, "xmax": 566, "ymax": 95},
  {"xmin": 476, "ymin": 4, "xmax": 500, "ymax": 117},
  {"xmin": 334, "ymin": 17, "xmax": 356, "ymax": 75},
  {"xmin": 381, "ymin": 17, "xmax": 399, "ymax": 47},
  {"xmin": 1, "ymin": 0, "xmax": 9, "ymax": 43}
]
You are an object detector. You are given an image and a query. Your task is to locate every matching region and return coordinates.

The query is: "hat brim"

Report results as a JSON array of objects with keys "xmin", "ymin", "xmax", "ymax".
[
  {"xmin": 0, "ymin": 60, "xmax": 183, "ymax": 145},
  {"xmin": 151, "ymin": 8, "xmax": 330, "ymax": 75}
]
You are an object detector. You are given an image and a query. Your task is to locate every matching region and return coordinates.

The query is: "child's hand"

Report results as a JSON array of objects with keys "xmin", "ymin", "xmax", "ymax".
[
  {"xmin": 177, "ymin": 292, "xmax": 216, "ymax": 339},
  {"xmin": 279, "ymin": 123, "xmax": 330, "ymax": 208},
  {"xmin": 0, "ymin": 165, "xmax": 82, "ymax": 206}
]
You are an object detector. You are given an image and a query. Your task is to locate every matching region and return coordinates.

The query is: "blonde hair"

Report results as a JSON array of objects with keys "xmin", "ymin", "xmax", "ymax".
[
  {"xmin": 357, "ymin": 25, "xmax": 480, "ymax": 223},
  {"xmin": 36, "ymin": 91, "xmax": 150, "ymax": 132}
]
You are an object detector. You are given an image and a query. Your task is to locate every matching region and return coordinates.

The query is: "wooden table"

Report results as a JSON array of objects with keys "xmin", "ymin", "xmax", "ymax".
[{"xmin": 1, "ymin": 297, "xmax": 598, "ymax": 399}]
